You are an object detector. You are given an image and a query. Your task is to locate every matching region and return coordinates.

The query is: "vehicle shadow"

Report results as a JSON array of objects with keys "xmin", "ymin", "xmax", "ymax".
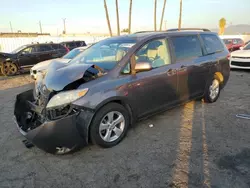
[{"xmin": 166, "ymin": 98, "xmax": 250, "ymax": 188}]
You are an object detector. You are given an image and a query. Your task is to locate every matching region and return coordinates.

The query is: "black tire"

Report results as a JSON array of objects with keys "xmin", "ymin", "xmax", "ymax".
[
  {"xmin": 204, "ymin": 76, "xmax": 221, "ymax": 103},
  {"xmin": 90, "ymin": 103, "xmax": 130, "ymax": 148},
  {"xmin": 1, "ymin": 62, "xmax": 18, "ymax": 76}
]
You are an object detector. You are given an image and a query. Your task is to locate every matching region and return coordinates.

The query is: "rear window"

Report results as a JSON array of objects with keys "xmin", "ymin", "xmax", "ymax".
[
  {"xmin": 75, "ymin": 41, "xmax": 86, "ymax": 47},
  {"xmin": 201, "ymin": 34, "xmax": 224, "ymax": 54},
  {"xmin": 171, "ymin": 35, "xmax": 203, "ymax": 60},
  {"xmin": 62, "ymin": 42, "xmax": 77, "ymax": 48}
]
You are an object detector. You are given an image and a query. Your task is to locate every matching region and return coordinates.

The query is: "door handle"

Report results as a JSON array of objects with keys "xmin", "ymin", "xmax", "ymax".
[
  {"xmin": 181, "ymin": 65, "xmax": 186, "ymax": 68},
  {"xmin": 167, "ymin": 69, "xmax": 176, "ymax": 76},
  {"xmin": 179, "ymin": 65, "xmax": 187, "ymax": 71}
]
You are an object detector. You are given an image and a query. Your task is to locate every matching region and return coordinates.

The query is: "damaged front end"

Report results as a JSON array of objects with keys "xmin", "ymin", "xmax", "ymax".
[{"xmin": 14, "ymin": 62, "xmax": 100, "ymax": 154}]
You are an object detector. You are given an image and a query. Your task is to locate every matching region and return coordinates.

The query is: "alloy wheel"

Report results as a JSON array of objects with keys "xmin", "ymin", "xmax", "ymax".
[
  {"xmin": 99, "ymin": 111, "xmax": 125, "ymax": 142},
  {"xmin": 2, "ymin": 62, "xmax": 17, "ymax": 76},
  {"xmin": 209, "ymin": 79, "xmax": 220, "ymax": 100}
]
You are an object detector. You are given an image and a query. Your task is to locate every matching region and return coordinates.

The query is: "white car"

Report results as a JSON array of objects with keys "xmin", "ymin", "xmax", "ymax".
[
  {"xmin": 230, "ymin": 43, "xmax": 250, "ymax": 69},
  {"xmin": 30, "ymin": 46, "xmax": 89, "ymax": 79}
]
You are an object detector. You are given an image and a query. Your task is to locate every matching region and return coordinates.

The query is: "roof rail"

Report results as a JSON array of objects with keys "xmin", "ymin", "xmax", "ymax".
[
  {"xmin": 133, "ymin": 31, "xmax": 157, "ymax": 34},
  {"xmin": 167, "ymin": 28, "xmax": 211, "ymax": 32}
]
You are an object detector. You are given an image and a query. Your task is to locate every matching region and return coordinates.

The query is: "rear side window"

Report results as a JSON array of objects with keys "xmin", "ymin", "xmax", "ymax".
[
  {"xmin": 66, "ymin": 42, "xmax": 77, "ymax": 48},
  {"xmin": 201, "ymin": 34, "xmax": 224, "ymax": 54},
  {"xmin": 37, "ymin": 45, "xmax": 53, "ymax": 52},
  {"xmin": 171, "ymin": 35, "xmax": 202, "ymax": 60}
]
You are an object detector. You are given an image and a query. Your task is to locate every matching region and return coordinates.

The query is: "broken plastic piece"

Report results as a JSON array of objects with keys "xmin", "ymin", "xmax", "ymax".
[{"xmin": 236, "ymin": 114, "xmax": 250, "ymax": 120}]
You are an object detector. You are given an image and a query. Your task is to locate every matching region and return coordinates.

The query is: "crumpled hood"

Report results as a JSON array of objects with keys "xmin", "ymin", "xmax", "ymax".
[
  {"xmin": 231, "ymin": 49, "xmax": 250, "ymax": 57},
  {"xmin": 44, "ymin": 61, "xmax": 94, "ymax": 91},
  {"xmin": 31, "ymin": 58, "xmax": 70, "ymax": 71}
]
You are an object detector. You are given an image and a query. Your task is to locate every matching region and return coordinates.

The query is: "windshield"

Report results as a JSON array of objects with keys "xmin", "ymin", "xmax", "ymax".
[
  {"xmin": 11, "ymin": 45, "xmax": 28, "ymax": 53},
  {"xmin": 63, "ymin": 48, "xmax": 84, "ymax": 59},
  {"xmin": 243, "ymin": 43, "xmax": 250, "ymax": 50},
  {"xmin": 69, "ymin": 38, "xmax": 136, "ymax": 70}
]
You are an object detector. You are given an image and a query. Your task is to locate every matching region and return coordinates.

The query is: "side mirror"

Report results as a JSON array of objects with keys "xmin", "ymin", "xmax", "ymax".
[
  {"xmin": 135, "ymin": 62, "xmax": 152, "ymax": 72},
  {"xmin": 240, "ymin": 47, "xmax": 244, "ymax": 50}
]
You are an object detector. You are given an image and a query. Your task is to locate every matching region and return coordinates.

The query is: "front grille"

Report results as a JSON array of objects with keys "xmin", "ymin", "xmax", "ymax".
[
  {"xmin": 231, "ymin": 61, "xmax": 250, "ymax": 67},
  {"xmin": 232, "ymin": 56, "xmax": 250, "ymax": 59}
]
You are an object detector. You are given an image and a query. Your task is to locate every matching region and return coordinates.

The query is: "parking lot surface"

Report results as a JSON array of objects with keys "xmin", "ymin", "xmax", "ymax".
[{"xmin": 0, "ymin": 71, "xmax": 250, "ymax": 188}]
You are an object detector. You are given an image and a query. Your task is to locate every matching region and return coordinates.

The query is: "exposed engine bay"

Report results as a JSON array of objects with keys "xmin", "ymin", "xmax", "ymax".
[{"xmin": 15, "ymin": 62, "xmax": 105, "ymax": 133}]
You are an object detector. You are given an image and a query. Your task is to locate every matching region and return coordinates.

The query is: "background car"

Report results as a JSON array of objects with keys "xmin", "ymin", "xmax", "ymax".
[
  {"xmin": 30, "ymin": 46, "xmax": 87, "ymax": 79},
  {"xmin": 222, "ymin": 38, "xmax": 245, "ymax": 52},
  {"xmin": 60, "ymin": 41, "xmax": 87, "ymax": 50},
  {"xmin": 0, "ymin": 43, "xmax": 69, "ymax": 76},
  {"xmin": 230, "ymin": 42, "xmax": 250, "ymax": 69}
]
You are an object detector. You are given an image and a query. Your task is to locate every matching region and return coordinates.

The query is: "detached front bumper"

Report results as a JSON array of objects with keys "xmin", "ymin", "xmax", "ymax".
[{"xmin": 14, "ymin": 89, "xmax": 94, "ymax": 154}]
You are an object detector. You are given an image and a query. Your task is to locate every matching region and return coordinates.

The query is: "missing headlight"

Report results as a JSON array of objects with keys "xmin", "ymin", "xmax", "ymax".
[{"xmin": 46, "ymin": 105, "xmax": 78, "ymax": 120}]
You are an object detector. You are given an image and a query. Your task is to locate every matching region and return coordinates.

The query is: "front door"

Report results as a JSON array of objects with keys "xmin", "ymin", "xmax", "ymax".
[
  {"xmin": 17, "ymin": 46, "xmax": 39, "ymax": 67},
  {"xmin": 124, "ymin": 38, "xmax": 178, "ymax": 117}
]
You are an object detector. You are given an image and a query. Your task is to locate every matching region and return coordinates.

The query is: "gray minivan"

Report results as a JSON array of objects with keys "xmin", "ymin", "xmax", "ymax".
[{"xmin": 14, "ymin": 29, "xmax": 230, "ymax": 154}]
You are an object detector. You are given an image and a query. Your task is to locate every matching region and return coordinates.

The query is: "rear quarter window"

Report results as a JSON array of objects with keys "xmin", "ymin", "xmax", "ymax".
[
  {"xmin": 201, "ymin": 34, "xmax": 224, "ymax": 54},
  {"xmin": 171, "ymin": 35, "xmax": 203, "ymax": 60}
]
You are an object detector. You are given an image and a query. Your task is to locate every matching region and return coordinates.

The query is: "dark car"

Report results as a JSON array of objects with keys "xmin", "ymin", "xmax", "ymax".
[
  {"xmin": 14, "ymin": 29, "xmax": 230, "ymax": 154},
  {"xmin": 60, "ymin": 41, "xmax": 87, "ymax": 50},
  {"xmin": 222, "ymin": 38, "xmax": 245, "ymax": 52},
  {"xmin": 0, "ymin": 43, "xmax": 69, "ymax": 76}
]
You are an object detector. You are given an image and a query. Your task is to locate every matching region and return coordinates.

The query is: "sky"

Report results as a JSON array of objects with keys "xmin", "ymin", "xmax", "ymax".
[{"xmin": 0, "ymin": 0, "xmax": 249, "ymax": 35}]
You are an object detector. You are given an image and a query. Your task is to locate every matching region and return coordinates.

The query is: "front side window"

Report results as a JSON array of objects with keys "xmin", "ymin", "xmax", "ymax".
[
  {"xmin": 171, "ymin": 35, "xmax": 202, "ymax": 60},
  {"xmin": 21, "ymin": 46, "xmax": 36, "ymax": 54},
  {"xmin": 201, "ymin": 34, "xmax": 224, "ymax": 54},
  {"xmin": 135, "ymin": 38, "xmax": 171, "ymax": 68},
  {"xmin": 122, "ymin": 38, "xmax": 171, "ymax": 74}
]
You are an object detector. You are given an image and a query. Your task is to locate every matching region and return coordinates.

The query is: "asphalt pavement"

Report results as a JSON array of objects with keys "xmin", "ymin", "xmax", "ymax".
[{"xmin": 0, "ymin": 70, "xmax": 250, "ymax": 188}]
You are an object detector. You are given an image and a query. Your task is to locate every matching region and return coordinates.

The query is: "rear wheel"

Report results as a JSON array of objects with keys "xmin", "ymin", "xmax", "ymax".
[
  {"xmin": 90, "ymin": 103, "xmax": 129, "ymax": 148},
  {"xmin": 1, "ymin": 62, "xmax": 18, "ymax": 76},
  {"xmin": 204, "ymin": 77, "xmax": 220, "ymax": 103}
]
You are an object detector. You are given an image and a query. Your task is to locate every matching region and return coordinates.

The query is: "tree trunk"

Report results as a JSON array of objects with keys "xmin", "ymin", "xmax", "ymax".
[
  {"xmin": 178, "ymin": 0, "xmax": 182, "ymax": 30},
  {"xmin": 104, "ymin": 0, "xmax": 112, "ymax": 36},
  {"xmin": 154, "ymin": 0, "xmax": 157, "ymax": 31},
  {"xmin": 128, "ymin": 0, "xmax": 132, "ymax": 34},
  {"xmin": 116, "ymin": 0, "xmax": 120, "ymax": 36},
  {"xmin": 159, "ymin": 0, "xmax": 167, "ymax": 31}
]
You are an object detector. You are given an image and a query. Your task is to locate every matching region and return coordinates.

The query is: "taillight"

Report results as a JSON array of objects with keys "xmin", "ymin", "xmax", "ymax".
[{"xmin": 65, "ymin": 47, "xmax": 70, "ymax": 53}]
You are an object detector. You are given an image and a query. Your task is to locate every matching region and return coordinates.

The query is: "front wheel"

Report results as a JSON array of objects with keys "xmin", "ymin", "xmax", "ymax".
[
  {"xmin": 1, "ymin": 62, "xmax": 18, "ymax": 76},
  {"xmin": 90, "ymin": 103, "xmax": 130, "ymax": 148},
  {"xmin": 204, "ymin": 77, "xmax": 221, "ymax": 103}
]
